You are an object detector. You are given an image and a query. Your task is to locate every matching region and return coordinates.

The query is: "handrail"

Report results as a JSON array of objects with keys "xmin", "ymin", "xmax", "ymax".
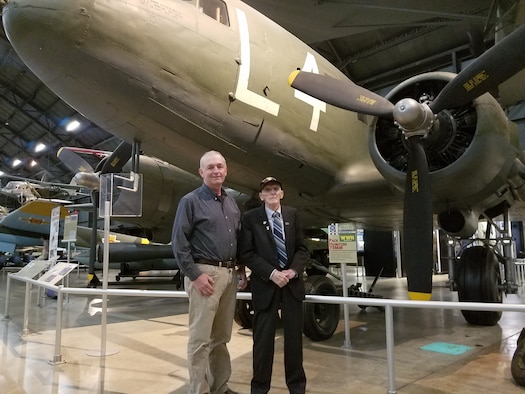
[{"xmin": 3, "ymin": 272, "xmax": 525, "ymax": 394}]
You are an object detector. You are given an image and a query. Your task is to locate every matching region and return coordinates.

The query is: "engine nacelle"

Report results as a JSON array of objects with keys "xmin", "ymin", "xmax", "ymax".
[
  {"xmin": 369, "ymin": 72, "xmax": 525, "ymax": 236},
  {"xmin": 437, "ymin": 208, "xmax": 480, "ymax": 238}
]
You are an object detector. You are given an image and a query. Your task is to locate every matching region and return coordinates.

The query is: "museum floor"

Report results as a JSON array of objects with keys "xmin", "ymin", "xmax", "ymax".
[{"xmin": 0, "ymin": 266, "xmax": 524, "ymax": 394}]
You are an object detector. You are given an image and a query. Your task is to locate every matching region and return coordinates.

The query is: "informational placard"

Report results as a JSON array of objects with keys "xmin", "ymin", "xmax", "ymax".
[
  {"xmin": 12, "ymin": 260, "xmax": 52, "ymax": 279},
  {"xmin": 37, "ymin": 262, "xmax": 78, "ymax": 285},
  {"xmin": 328, "ymin": 222, "xmax": 358, "ymax": 264},
  {"xmin": 63, "ymin": 212, "xmax": 78, "ymax": 242},
  {"xmin": 48, "ymin": 205, "xmax": 61, "ymax": 261}
]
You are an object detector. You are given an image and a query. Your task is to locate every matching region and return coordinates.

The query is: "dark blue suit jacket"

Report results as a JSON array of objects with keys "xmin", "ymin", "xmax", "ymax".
[{"xmin": 239, "ymin": 205, "xmax": 308, "ymax": 310}]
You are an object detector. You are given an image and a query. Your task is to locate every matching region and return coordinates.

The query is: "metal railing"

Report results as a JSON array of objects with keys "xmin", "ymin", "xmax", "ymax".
[{"xmin": 3, "ymin": 272, "xmax": 525, "ymax": 394}]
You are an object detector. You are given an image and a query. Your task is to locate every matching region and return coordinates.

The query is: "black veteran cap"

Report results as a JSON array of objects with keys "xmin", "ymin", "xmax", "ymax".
[{"xmin": 259, "ymin": 176, "xmax": 282, "ymax": 191}]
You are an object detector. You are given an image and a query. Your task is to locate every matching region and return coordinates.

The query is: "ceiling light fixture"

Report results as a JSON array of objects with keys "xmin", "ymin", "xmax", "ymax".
[
  {"xmin": 66, "ymin": 119, "xmax": 81, "ymax": 132},
  {"xmin": 35, "ymin": 142, "xmax": 46, "ymax": 153}
]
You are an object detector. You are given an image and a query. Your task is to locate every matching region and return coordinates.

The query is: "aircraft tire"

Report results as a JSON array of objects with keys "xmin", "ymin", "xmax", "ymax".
[
  {"xmin": 303, "ymin": 275, "xmax": 340, "ymax": 341},
  {"xmin": 511, "ymin": 327, "xmax": 525, "ymax": 387},
  {"xmin": 456, "ymin": 245, "xmax": 502, "ymax": 326},
  {"xmin": 234, "ymin": 281, "xmax": 253, "ymax": 329}
]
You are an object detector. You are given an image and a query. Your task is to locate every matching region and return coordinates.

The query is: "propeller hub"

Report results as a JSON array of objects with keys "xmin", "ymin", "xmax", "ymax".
[{"xmin": 393, "ymin": 98, "xmax": 435, "ymax": 139}]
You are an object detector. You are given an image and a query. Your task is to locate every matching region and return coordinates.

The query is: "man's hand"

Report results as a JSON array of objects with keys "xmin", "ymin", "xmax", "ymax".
[
  {"xmin": 193, "ymin": 273, "xmax": 215, "ymax": 296},
  {"xmin": 282, "ymin": 269, "xmax": 298, "ymax": 280},
  {"xmin": 270, "ymin": 270, "xmax": 289, "ymax": 288}
]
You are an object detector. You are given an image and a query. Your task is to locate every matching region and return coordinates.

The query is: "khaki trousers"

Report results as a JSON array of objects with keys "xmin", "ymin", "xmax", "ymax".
[{"xmin": 185, "ymin": 264, "xmax": 237, "ymax": 394}]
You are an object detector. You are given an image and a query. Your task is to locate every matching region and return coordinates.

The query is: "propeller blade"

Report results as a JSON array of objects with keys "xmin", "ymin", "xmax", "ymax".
[
  {"xmin": 96, "ymin": 141, "xmax": 132, "ymax": 174},
  {"xmin": 403, "ymin": 137, "xmax": 434, "ymax": 300},
  {"xmin": 57, "ymin": 147, "xmax": 94, "ymax": 173},
  {"xmin": 431, "ymin": 23, "xmax": 525, "ymax": 113},
  {"xmin": 288, "ymin": 70, "xmax": 395, "ymax": 118}
]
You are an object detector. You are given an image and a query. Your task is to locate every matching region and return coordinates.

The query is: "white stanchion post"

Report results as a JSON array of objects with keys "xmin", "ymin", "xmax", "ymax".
[
  {"xmin": 341, "ymin": 262, "xmax": 351, "ymax": 349},
  {"xmin": 21, "ymin": 281, "xmax": 31, "ymax": 336},
  {"xmin": 3, "ymin": 274, "xmax": 11, "ymax": 320}
]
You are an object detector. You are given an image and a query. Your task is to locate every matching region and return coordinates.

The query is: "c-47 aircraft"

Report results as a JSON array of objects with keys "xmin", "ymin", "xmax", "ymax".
[{"xmin": 3, "ymin": 0, "xmax": 525, "ymax": 325}]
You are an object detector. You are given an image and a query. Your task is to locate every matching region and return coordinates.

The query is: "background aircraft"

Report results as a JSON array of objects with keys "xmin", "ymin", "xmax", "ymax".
[
  {"xmin": 0, "ymin": 145, "xmax": 211, "ymax": 282},
  {"xmin": 2, "ymin": 0, "xmax": 525, "ymax": 326},
  {"xmin": 0, "ymin": 179, "xmax": 80, "ymax": 204},
  {"xmin": 58, "ymin": 142, "xmax": 242, "ymax": 283}
]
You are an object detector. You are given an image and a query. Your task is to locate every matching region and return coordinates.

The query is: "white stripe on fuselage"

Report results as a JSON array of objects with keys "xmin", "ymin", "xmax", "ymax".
[
  {"xmin": 234, "ymin": 9, "xmax": 326, "ymax": 132},
  {"xmin": 234, "ymin": 9, "xmax": 280, "ymax": 116}
]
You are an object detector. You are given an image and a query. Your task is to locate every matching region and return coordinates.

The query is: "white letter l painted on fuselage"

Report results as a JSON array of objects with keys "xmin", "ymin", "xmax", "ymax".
[{"xmin": 234, "ymin": 8, "xmax": 280, "ymax": 116}]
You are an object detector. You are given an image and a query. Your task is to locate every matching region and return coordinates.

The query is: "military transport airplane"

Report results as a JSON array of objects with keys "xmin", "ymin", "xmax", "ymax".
[
  {"xmin": 0, "ymin": 145, "xmax": 210, "ymax": 281},
  {"xmin": 56, "ymin": 143, "xmax": 220, "ymax": 283},
  {"xmin": 3, "ymin": 0, "xmax": 525, "ymax": 326}
]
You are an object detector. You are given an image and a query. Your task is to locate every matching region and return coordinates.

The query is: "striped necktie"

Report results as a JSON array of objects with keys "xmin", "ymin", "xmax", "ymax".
[{"xmin": 272, "ymin": 211, "xmax": 287, "ymax": 268}]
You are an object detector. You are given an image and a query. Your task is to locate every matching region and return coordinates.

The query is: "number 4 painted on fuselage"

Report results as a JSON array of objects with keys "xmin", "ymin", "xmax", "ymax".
[{"xmin": 234, "ymin": 8, "xmax": 326, "ymax": 132}]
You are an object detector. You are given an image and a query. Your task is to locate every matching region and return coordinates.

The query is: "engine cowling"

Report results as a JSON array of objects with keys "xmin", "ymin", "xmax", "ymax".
[{"xmin": 369, "ymin": 72, "xmax": 525, "ymax": 238}]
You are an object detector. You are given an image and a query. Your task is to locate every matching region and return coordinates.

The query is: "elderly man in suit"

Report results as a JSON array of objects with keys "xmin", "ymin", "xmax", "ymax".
[{"xmin": 239, "ymin": 176, "xmax": 308, "ymax": 394}]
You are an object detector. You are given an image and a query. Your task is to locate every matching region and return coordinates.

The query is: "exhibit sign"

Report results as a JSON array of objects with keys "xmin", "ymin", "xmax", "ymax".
[
  {"xmin": 328, "ymin": 222, "xmax": 357, "ymax": 264},
  {"xmin": 37, "ymin": 262, "xmax": 79, "ymax": 285},
  {"xmin": 63, "ymin": 212, "xmax": 78, "ymax": 242},
  {"xmin": 48, "ymin": 205, "xmax": 60, "ymax": 261}
]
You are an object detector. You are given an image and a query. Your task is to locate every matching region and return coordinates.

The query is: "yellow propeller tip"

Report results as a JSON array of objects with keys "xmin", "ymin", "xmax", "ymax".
[
  {"xmin": 288, "ymin": 70, "xmax": 300, "ymax": 86},
  {"xmin": 408, "ymin": 291, "xmax": 432, "ymax": 301}
]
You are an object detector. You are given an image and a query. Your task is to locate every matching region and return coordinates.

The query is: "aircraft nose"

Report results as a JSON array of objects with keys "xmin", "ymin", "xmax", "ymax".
[{"xmin": 2, "ymin": 0, "xmax": 90, "ymax": 84}]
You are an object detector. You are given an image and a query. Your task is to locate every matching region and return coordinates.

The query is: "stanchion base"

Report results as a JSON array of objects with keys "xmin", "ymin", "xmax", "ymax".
[
  {"xmin": 48, "ymin": 355, "xmax": 66, "ymax": 365},
  {"xmin": 341, "ymin": 341, "xmax": 353, "ymax": 349}
]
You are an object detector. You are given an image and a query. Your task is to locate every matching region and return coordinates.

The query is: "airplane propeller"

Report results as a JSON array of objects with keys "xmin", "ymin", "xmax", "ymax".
[
  {"xmin": 58, "ymin": 141, "xmax": 133, "ymax": 192},
  {"xmin": 95, "ymin": 141, "xmax": 133, "ymax": 175},
  {"xmin": 289, "ymin": 23, "xmax": 525, "ymax": 300}
]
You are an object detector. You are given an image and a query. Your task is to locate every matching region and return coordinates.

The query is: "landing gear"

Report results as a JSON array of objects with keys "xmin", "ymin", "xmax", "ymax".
[
  {"xmin": 455, "ymin": 245, "xmax": 502, "ymax": 325},
  {"xmin": 448, "ymin": 202, "xmax": 519, "ymax": 326}
]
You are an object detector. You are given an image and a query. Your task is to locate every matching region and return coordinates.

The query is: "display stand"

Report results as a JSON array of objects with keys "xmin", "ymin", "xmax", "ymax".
[
  {"xmin": 3, "ymin": 260, "xmax": 52, "ymax": 323},
  {"xmin": 86, "ymin": 172, "xmax": 142, "ymax": 357},
  {"xmin": 328, "ymin": 222, "xmax": 358, "ymax": 349}
]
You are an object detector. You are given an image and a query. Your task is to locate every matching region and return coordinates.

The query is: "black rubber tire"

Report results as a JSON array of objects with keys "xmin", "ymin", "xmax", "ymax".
[
  {"xmin": 234, "ymin": 281, "xmax": 254, "ymax": 329},
  {"xmin": 456, "ymin": 245, "xmax": 502, "ymax": 326},
  {"xmin": 303, "ymin": 275, "xmax": 340, "ymax": 341},
  {"xmin": 511, "ymin": 328, "xmax": 525, "ymax": 387}
]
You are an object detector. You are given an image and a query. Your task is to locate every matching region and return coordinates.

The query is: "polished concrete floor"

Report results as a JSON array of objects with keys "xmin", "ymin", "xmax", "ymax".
[{"xmin": 0, "ymin": 265, "xmax": 524, "ymax": 393}]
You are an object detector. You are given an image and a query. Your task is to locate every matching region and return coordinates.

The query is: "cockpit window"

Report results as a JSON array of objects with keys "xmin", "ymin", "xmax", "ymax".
[{"xmin": 193, "ymin": 0, "xmax": 230, "ymax": 26}]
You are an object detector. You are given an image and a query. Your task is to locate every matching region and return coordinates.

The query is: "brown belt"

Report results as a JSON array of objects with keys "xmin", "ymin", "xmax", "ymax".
[{"xmin": 196, "ymin": 258, "xmax": 236, "ymax": 269}]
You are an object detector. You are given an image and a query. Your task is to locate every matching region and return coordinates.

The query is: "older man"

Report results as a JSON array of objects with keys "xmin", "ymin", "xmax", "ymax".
[
  {"xmin": 239, "ymin": 176, "xmax": 308, "ymax": 394},
  {"xmin": 172, "ymin": 150, "xmax": 246, "ymax": 394}
]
